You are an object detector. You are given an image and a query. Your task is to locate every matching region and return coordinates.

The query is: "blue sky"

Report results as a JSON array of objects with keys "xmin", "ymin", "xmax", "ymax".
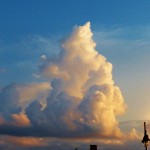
[
  {"xmin": 0, "ymin": 0, "xmax": 150, "ymax": 149},
  {"xmin": 1, "ymin": 0, "xmax": 150, "ymax": 41}
]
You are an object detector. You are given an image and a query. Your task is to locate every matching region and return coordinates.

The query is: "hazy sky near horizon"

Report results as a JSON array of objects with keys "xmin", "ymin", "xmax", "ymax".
[{"xmin": 0, "ymin": 0, "xmax": 150, "ymax": 149}]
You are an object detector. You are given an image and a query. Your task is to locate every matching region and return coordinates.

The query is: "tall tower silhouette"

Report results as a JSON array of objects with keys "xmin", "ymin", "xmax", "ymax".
[{"xmin": 142, "ymin": 122, "xmax": 150, "ymax": 150}]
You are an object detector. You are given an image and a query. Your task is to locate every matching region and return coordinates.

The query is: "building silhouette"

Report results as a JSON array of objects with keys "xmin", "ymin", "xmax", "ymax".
[
  {"xmin": 74, "ymin": 144, "xmax": 98, "ymax": 150},
  {"xmin": 90, "ymin": 145, "xmax": 97, "ymax": 150}
]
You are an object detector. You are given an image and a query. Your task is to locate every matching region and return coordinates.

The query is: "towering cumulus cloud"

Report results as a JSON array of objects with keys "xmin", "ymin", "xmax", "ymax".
[
  {"xmin": 26, "ymin": 22, "xmax": 126, "ymax": 138},
  {"xmin": 0, "ymin": 22, "xmax": 126, "ymax": 139}
]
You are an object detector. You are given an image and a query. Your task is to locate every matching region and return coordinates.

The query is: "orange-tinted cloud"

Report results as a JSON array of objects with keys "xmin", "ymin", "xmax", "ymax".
[
  {"xmin": 11, "ymin": 113, "xmax": 31, "ymax": 127},
  {"xmin": 0, "ymin": 113, "xmax": 30, "ymax": 127},
  {"xmin": 2, "ymin": 136, "xmax": 48, "ymax": 147}
]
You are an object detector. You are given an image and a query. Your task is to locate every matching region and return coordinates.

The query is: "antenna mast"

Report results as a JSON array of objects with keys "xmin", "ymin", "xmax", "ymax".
[{"xmin": 142, "ymin": 122, "xmax": 150, "ymax": 150}]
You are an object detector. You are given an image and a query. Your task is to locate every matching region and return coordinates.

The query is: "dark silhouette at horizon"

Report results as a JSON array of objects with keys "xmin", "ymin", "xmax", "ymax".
[{"xmin": 142, "ymin": 122, "xmax": 150, "ymax": 150}]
